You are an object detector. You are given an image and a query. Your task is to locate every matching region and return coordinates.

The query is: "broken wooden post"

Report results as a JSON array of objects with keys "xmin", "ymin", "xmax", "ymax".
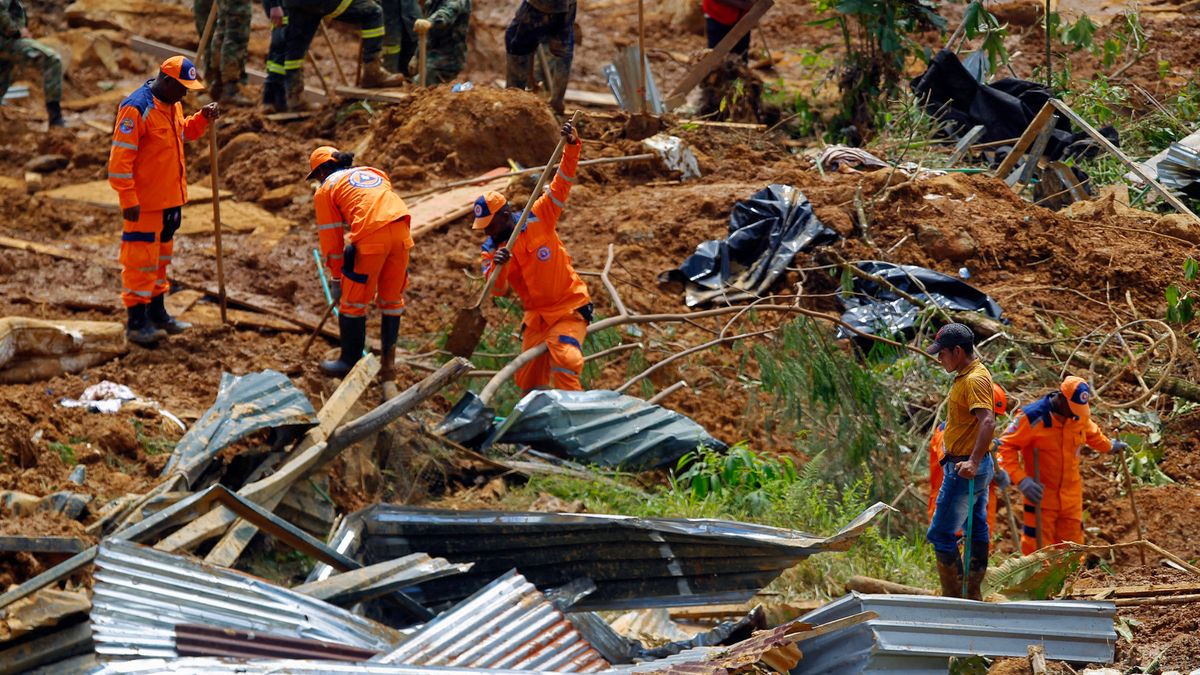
[{"xmin": 993, "ymin": 101, "xmax": 1056, "ymax": 180}]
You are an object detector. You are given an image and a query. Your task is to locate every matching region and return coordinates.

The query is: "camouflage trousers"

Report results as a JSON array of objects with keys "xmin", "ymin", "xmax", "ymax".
[
  {"xmin": 0, "ymin": 36, "xmax": 62, "ymax": 103},
  {"xmin": 194, "ymin": 0, "xmax": 253, "ymax": 90},
  {"xmin": 381, "ymin": 0, "xmax": 419, "ymax": 74}
]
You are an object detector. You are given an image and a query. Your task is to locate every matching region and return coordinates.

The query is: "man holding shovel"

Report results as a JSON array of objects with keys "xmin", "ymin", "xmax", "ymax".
[
  {"xmin": 997, "ymin": 375, "xmax": 1128, "ymax": 555},
  {"xmin": 474, "ymin": 120, "xmax": 591, "ymax": 392},
  {"xmin": 926, "ymin": 323, "xmax": 996, "ymax": 600}
]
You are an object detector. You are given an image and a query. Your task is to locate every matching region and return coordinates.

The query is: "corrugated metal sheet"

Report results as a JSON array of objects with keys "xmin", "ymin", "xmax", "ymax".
[
  {"xmin": 1155, "ymin": 141, "xmax": 1200, "ymax": 192},
  {"xmin": 348, "ymin": 502, "xmax": 891, "ymax": 611},
  {"xmin": 88, "ymin": 658, "xmax": 575, "ymax": 674},
  {"xmin": 792, "ymin": 592, "xmax": 1116, "ymax": 674},
  {"xmin": 492, "ymin": 390, "xmax": 727, "ymax": 470},
  {"xmin": 174, "ymin": 624, "xmax": 380, "ymax": 661},
  {"xmin": 378, "ymin": 570, "xmax": 610, "ymax": 672},
  {"xmin": 603, "ymin": 46, "xmax": 664, "ymax": 114},
  {"xmin": 91, "ymin": 539, "xmax": 405, "ymax": 660},
  {"xmin": 162, "ymin": 369, "xmax": 317, "ymax": 486}
]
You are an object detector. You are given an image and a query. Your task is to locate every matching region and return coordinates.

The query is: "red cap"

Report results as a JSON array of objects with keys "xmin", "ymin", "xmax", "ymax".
[
  {"xmin": 307, "ymin": 146, "xmax": 338, "ymax": 180},
  {"xmin": 1060, "ymin": 376, "xmax": 1093, "ymax": 419},
  {"xmin": 472, "ymin": 191, "xmax": 508, "ymax": 230},
  {"xmin": 160, "ymin": 55, "xmax": 204, "ymax": 91}
]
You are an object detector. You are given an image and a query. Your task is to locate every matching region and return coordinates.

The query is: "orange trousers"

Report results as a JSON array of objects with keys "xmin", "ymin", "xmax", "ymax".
[
  {"xmin": 340, "ymin": 222, "xmax": 411, "ymax": 318},
  {"xmin": 517, "ymin": 311, "xmax": 587, "ymax": 391},
  {"xmin": 1020, "ymin": 502, "xmax": 1083, "ymax": 555},
  {"xmin": 119, "ymin": 207, "xmax": 180, "ymax": 307}
]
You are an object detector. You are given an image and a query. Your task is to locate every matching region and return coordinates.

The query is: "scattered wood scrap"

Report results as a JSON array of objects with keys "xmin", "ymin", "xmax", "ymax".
[
  {"xmin": 408, "ymin": 167, "xmax": 511, "ymax": 237},
  {"xmin": 0, "ymin": 316, "xmax": 127, "ymax": 384},
  {"xmin": 42, "ymin": 180, "xmax": 230, "ymax": 212}
]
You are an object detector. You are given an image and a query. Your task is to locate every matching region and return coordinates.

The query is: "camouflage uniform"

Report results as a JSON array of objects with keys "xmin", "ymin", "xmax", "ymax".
[
  {"xmin": 381, "ymin": 0, "xmax": 419, "ymax": 74},
  {"xmin": 193, "ymin": 0, "xmax": 253, "ymax": 98},
  {"xmin": 262, "ymin": 0, "xmax": 288, "ymax": 108},
  {"xmin": 505, "ymin": 0, "xmax": 574, "ymax": 113},
  {"xmin": 0, "ymin": 0, "xmax": 63, "ymax": 105},
  {"xmin": 423, "ymin": 0, "xmax": 469, "ymax": 84}
]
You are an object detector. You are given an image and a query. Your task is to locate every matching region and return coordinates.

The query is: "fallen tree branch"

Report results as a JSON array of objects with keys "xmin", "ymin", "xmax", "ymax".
[{"xmin": 617, "ymin": 329, "xmax": 775, "ymax": 394}]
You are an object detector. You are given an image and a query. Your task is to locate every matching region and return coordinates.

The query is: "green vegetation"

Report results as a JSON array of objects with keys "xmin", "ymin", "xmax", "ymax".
[
  {"xmin": 49, "ymin": 441, "xmax": 76, "ymax": 466},
  {"xmin": 132, "ymin": 419, "xmax": 176, "ymax": 456}
]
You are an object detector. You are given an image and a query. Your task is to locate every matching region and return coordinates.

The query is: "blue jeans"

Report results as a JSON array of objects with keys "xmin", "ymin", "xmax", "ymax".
[{"xmin": 927, "ymin": 454, "xmax": 993, "ymax": 556}]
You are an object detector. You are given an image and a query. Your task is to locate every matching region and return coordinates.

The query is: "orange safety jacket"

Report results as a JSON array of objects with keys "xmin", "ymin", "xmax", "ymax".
[
  {"xmin": 480, "ymin": 141, "xmax": 589, "ymax": 323},
  {"xmin": 108, "ymin": 81, "xmax": 209, "ymax": 212},
  {"xmin": 996, "ymin": 394, "xmax": 1112, "ymax": 513},
  {"xmin": 314, "ymin": 166, "xmax": 413, "ymax": 281}
]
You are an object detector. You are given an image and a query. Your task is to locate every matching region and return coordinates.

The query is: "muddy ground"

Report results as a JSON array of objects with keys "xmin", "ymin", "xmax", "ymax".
[{"xmin": 2, "ymin": 0, "xmax": 1200, "ymax": 668}]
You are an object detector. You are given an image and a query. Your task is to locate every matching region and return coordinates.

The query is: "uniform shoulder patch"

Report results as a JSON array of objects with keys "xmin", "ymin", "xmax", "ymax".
[
  {"xmin": 118, "ymin": 118, "xmax": 135, "ymax": 134},
  {"xmin": 348, "ymin": 170, "xmax": 383, "ymax": 189},
  {"xmin": 536, "ymin": 245, "xmax": 551, "ymax": 261}
]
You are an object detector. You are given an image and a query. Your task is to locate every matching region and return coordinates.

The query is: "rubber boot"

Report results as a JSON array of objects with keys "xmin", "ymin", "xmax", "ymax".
[
  {"xmin": 219, "ymin": 84, "xmax": 254, "ymax": 106},
  {"xmin": 262, "ymin": 78, "xmax": 288, "ymax": 112},
  {"xmin": 965, "ymin": 549, "xmax": 988, "ymax": 601},
  {"xmin": 147, "ymin": 294, "xmax": 192, "ymax": 335},
  {"xmin": 320, "ymin": 313, "xmax": 366, "ymax": 377},
  {"xmin": 126, "ymin": 304, "xmax": 167, "ymax": 346},
  {"xmin": 360, "ymin": 57, "xmax": 406, "ymax": 88},
  {"xmin": 934, "ymin": 550, "xmax": 964, "ymax": 599},
  {"xmin": 505, "ymin": 52, "xmax": 533, "ymax": 90},
  {"xmin": 379, "ymin": 314, "xmax": 400, "ymax": 399},
  {"xmin": 284, "ymin": 71, "xmax": 305, "ymax": 111},
  {"xmin": 46, "ymin": 101, "xmax": 65, "ymax": 127}
]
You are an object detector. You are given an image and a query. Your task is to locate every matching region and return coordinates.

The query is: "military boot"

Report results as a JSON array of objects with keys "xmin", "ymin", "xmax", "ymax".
[
  {"xmin": 262, "ymin": 78, "xmax": 288, "ymax": 112},
  {"xmin": 148, "ymin": 294, "xmax": 192, "ymax": 335},
  {"xmin": 965, "ymin": 549, "xmax": 988, "ymax": 601},
  {"xmin": 126, "ymin": 304, "xmax": 168, "ymax": 346},
  {"xmin": 320, "ymin": 313, "xmax": 366, "ymax": 377},
  {"xmin": 46, "ymin": 101, "xmax": 65, "ymax": 127},
  {"xmin": 219, "ymin": 84, "xmax": 254, "ymax": 106},
  {"xmin": 360, "ymin": 57, "xmax": 406, "ymax": 88},
  {"xmin": 934, "ymin": 550, "xmax": 964, "ymax": 599}
]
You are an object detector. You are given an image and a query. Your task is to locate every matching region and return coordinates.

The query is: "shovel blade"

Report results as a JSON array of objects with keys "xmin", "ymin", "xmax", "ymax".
[{"xmin": 445, "ymin": 306, "xmax": 486, "ymax": 358}]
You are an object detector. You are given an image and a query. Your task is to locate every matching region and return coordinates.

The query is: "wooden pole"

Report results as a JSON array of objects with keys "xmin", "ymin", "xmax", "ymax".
[
  {"xmin": 207, "ymin": 121, "xmax": 228, "ymax": 324},
  {"xmin": 637, "ymin": 0, "xmax": 646, "ymax": 114},
  {"xmin": 195, "ymin": 0, "xmax": 219, "ymax": 72},
  {"xmin": 306, "ymin": 51, "xmax": 332, "ymax": 97},
  {"xmin": 301, "ymin": 302, "xmax": 337, "ymax": 357},
  {"xmin": 1033, "ymin": 447, "xmax": 1043, "ymax": 550},
  {"xmin": 418, "ymin": 31, "xmax": 427, "ymax": 87},
  {"xmin": 1044, "ymin": 0, "xmax": 1052, "ymax": 88},
  {"xmin": 1118, "ymin": 442, "xmax": 1148, "ymax": 565},
  {"xmin": 319, "ymin": 21, "xmax": 350, "ymax": 86}
]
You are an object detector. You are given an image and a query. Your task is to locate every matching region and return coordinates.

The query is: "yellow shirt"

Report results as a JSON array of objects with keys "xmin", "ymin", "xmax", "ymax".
[{"xmin": 943, "ymin": 359, "xmax": 994, "ymax": 458}]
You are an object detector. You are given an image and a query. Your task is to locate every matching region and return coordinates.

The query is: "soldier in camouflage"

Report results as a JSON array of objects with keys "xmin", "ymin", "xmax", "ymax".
[
  {"xmin": 0, "ymin": 0, "xmax": 64, "ymax": 126},
  {"xmin": 412, "ymin": 0, "xmax": 469, "ymax": 84},
  {"xmin": 504, "ymin": 0, "xmax": 575, "ymax": 114},
  {"xmin": 193, "ymin": 0, "xmax": 254, "ymax": 104}
]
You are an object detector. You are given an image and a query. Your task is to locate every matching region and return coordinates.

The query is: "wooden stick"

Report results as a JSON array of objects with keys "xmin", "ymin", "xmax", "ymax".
[
  {"xmin": 306, "ymin": 51, "xmax": 332, "ymax": 97},
  {"xmin": 647, "ymin": 380, "xmax": 687, "ymax": 405},
  {"xmin": 1034, "ymin": 447, "xmax": 1044, "ymax": 550},
  {"xmin": 993, "ymin": 101, "xmax": 1056, "ymax": 180},
  {"xmin": 664, "ymin": 0, "xmax": 774, "ymax": 110},
  {"xmin": 195, "ymin": 0, "xmax": 219, "ymax": 72},
  {"xmin": 207, "ymin": 121, "xmax": 228, "ymax": 324},
  {"xmin": 301, "ymin": 302, "xmax": 337, "ymax": 357},
  {"xmin": 637, "ymin": 0, "xmax": 646, "ymax": 114},
  {"xmin": 319, "ymin": 21, "xmax": 350, "ymax": 86},
  {"xmin": 1117, "ymin": 442, "xmax": 1148, "ymax": 565},
  {"xmin": 1114, "ymin": 593, "xmax": 1200, "ymax": 607},
  {"xmin": 418, "ymin": 31, "xmax": 427, "ymax": 87},
  {"xmin": 1141, "ymin": 540, "xmax": 1200, "ymax": 577},
  {"xmin": 400, "ymin": 154, "xmax": 655, "ymax": 200}
]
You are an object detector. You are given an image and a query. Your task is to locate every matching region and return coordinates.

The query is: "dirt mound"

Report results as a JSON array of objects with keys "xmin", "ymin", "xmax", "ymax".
[
  {"xmin": 371, "ymin": 86, "xmax": 560, "ymax": 176},
  {"xmin": 1074, "ymin": 565, "xmax": 1200, "ymax": 669}
]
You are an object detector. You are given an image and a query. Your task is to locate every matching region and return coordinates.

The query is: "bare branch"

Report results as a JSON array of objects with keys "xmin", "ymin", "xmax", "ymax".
[{"xmin": 617, "ymin": 329, "xmax": 775, "ymax": 394}]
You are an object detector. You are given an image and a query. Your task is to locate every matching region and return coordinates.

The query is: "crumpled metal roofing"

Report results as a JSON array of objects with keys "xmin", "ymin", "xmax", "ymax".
[
  {"xmin": 1155, "ymin": 141, "xmax": 1200, "ymax": 192},
  {"xmin": 161, "ymin": 369, "xmax": 317, "ymax": 487},
  {"xmin": 792, "ymin": 592, "xmax": 1116, "ymax": 674},
  {"xmin": 490, "ymin": 389, "xmax": 728, "ymax": 470},
  {"xmin": 88, "ymin": 658, "xmax": 574, "ymax": 674},
  {"xmin": 605, "ymin": 616, "xmax": 805, "ymax": 674},
  {"xmin": 378, "ymin": 569, "xmax": 609, "ymax": 672},
  {"xmin": 345, "ymin": 502, "xmax": 891, "ymax": 611},
  {"xmin": 603, "ymin": 45, "xmax": 664, "ymax": 115},
  {"xmin": 91, "ymin": 539, "xmax": 405, "ymax": 660}
]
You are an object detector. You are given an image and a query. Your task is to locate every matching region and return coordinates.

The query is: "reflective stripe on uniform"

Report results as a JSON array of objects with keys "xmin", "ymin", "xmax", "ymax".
[
  {"xmin": 284, "ymin": 59, "xmax": 305, "ymax": 70},
  {"xmin": 381, "ymin": 308, "xmax": 405, "ymax": 316},
  {"xmin": 318, "ymin": 222, "xmax": 344, "ymax": 231},
  {"xmin": 342, "ymin": 301, "xmax": 368, "ymax": 308},
  {"xmin": 109, "ymin": 172, "xmax": 133, "ymax": 179},
  {"xmin": 327, "ymin": 253, "xmax": 343, "ymax": 259},
  {"xmin": 360, "ymin": 26, "xmax": 385, "ymax": 39},
  {"xmin": 551, "ymin": 366, "xmax": 578, "ymax": 376},
  {"xmin": 123, "ymin": 288, "xmax": 153, "ymax": 297},
  {"xmin": 325, "ymin": 0, "xmax": 353, "ymax": 19},
  {"xmin": 112, "ymin": 141, "xmax": 138, "ymax": 151},
  {"xmin": 547, "ymin": 192, "xmax": 566, "ymax": 209},
  {"xmin": 383, "ymin": 45, "xmax": 401, "ymax": 54},
  {"xmin": 266, "ymin": 61, "xmax": 287, "ymax": 75},
  {"xmin": 556, "ymin": 169, "xmax": 576, "ymax": 184}
]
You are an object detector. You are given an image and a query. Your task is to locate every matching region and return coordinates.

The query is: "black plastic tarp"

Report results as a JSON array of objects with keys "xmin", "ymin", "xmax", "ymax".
[
  {"xmin": 660, "ymin": 184, "xmax": 839, "ymax": 307},
  {"xmin": 912, "ymin": 49, "xmax": 1117, "ymax": 163},
  {"xmin": 837, "ymin": 262, "xmax": 1003, "ymax": 341}
]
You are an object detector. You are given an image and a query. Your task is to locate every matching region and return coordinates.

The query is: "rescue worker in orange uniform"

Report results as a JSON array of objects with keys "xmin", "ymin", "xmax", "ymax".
[
  {"xmin": 476, "ymin": 120, "xmax": 591, "ymax": 392},
  {"xmin": 307, "ymin": 146, "xmax": 413, "ymax": 384},
  {"xmin": 997, "ymin": 376, "xmax": 1128, "ymax": 555},
  {"xmin": 928, "ymin": 383, "xmax": 1009, "ymax": 536},
  {"xmin": 108, "ymin": 56, "xmax": 219, "ymax": 345}
]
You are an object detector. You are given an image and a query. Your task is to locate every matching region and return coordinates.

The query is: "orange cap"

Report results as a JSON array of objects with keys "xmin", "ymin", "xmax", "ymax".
[
  {"xmin": 307, "ymin": 146, "xmax": 339, "ymax": 180},
  {"xmin": 160, "ymin": 55, "xmax": 204, "ymax": 91},
  {"xmin": 1060, "ymin": 376, "xmax": 1093, "ymax": 419},
  {"xmin": 992, "ymin": 383, "xmax": 1008, "ymax": 416},
  {"xmin": 472, "ymin": 191, "xmax": 508, "ymax": 230}
]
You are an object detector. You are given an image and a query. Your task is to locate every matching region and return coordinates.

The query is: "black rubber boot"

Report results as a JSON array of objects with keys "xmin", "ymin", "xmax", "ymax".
[
  {"xmin": 965, "ymin": 548, "xmax": 988, "ymax": 601},
  {"xmin": 262, "ymin": 78, "xmax": 287, "ymax": 112},
  {"xmin": 46, "ymin": 101, "xmax": 65, "ymax": 127},
  {"xmin": 147, "ymin": 294, "xmax": 192, "ymax": 335},
  {"xmin": 379, "ymin": 315, "xmax": 400, "ymax": 378},
  {"xmin": 126, "ymin": 304, "xmax": 167, "ymax": 346},
  {"xmin": 320, "ymin": 313, "xmax": 366, "ymax": 377},
  {"xmin": 934, "ymin": 550, "xmax": 964, "ymax": 599}
]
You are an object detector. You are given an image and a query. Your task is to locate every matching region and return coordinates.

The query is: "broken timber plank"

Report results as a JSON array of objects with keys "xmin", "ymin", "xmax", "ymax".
[
  {"xmin": 1072, "ymin": 581, "xmax": 1200, "ymax": 598},
  {"xmin": 664, "ymin": 0, "xmax": 774, "ymax": 110},
  {"xmin": 0, "ymin": 621, "xmax": 94, "ymax": 675},
  {"xmin": 1010, "ymin": 112, "xmax": 1058, "ymax": 192},
  {"xmin": 334, "ymin": 85, "xmax": 409, "ymax": 104},
  {"xmin": 168, "ymin": 355, "xmax": 380, "ymax": 561},
  {"xmin": 1049, "ymin": 98, "xmax": 1200, "ymax": 225},
  {"xmin": 177, "ymin": 200, "xmax": 287, "ymax": 236},
  {"xmin": 408, "ymin": 168, "xmax": 511, "ymax": 238},
  {"xmin": 0, "ymin": 536, "xmax": 87, "ymax": 554},
  {"xmin": 993, "ymin": 101, "xmax": 1056, "ymax": 180},
  {"xmin": 42, "ymin": 179, "xmax": 230, "ymax": 212}
]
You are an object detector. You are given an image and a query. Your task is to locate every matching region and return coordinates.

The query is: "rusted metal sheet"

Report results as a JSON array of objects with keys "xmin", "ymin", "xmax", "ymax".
[
  {"xmin": 88, "ymin": 658, "xmax": 573, "ymax": 674},
  {"xmin": 173, "ymin": 624, "xmax": 380, "ymax": 661},
  {"xmin": 379, "ymin": 570, "xmax": 610, "ymax": 672},
  {"xmin": 343, "ymin": 502, "xmax": 891, "ymax": 611}
]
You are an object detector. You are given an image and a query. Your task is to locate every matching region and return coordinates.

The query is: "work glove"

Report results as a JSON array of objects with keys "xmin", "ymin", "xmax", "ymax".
[
  {"xmin": 330, "ymin": 279, "xmax": 341, "ymax": 304},
  {"xmin": 269, "ymin": 5, "xmax": 284, "ymax": 27},
  {"xmin": 1018, "ymin": 476, "xmax": 1044, "ymax": 504},
  {"xmin": 201, "ymin": 102, "xmax": 220, "ymax": 120},
  {"xmin": 492, "ymin": 247, "xmax": 512, "ymax": 266},
  {"xmin": 993, "ymin": 468, "xmax": 1011, "ymax": 490},
  {"xmin": 414, "ymin": 18, "xmax": 432, "ymax": 33},
  {"xmin": 561, "ymin": 120, "xmax": 578, "ymax": 145},
  {"xmin": 1110, "ymin": 440, "xmax": 1130, "ymax": 454},
  {"xmin": 122, "ymin": 205, "xmax": 140, "ymax": 223}
]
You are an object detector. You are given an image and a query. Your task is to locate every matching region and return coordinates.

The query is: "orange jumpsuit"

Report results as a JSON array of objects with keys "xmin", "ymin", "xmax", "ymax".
[
  {"xmin": 997, "ymin": 394, "xmax": 1113, "ymax": 555},
  {"xmin": 314, "ymin": 167, "xmax": 413, "ymax": 318},
  {"xmin": 927, "ymin": 422, "xmax": 998, "ymax": 536},
  {"xmin": 107, "ymin": 82, "xmax": 209, "ymax": 308},
  {"xmin": 481, "ymin": 141, "xmax": 590, "ymax": 391}
]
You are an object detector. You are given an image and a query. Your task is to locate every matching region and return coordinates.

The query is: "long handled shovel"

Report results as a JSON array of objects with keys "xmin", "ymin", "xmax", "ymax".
[
  {"xmin": 418, "ymin": 27, "xmax": 428, "ymax": 87},
  {"xmin": 196, "ymin": 1, "xmax": 218, "ymax": 72},
  {"xmin": 445, "ymin": 110, "xmax": 581, "ymax": 357},
  {"xmin": 208, "ymin": 120, "xmax": 228, "ymax": 324},
  {"xmin": 962, "ymin": 474, "xmax": 974, "ymax": 598}
]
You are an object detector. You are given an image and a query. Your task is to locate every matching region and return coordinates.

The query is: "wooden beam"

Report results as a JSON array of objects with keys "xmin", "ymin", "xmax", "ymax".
[
  {"xmin": 334, "ymin": 85, "xmax": 410, "ymax": 104},
  {"xmin": 993, "ymin": 101, "xmax": 1056, "ymax": 179},
  {"xmin": 663, "ymin": 0, "xmax": 774, "ymax": 110},
  {"xmin": 1049, "ymin": 98, "xmax": 1200, "ymax": 225}
]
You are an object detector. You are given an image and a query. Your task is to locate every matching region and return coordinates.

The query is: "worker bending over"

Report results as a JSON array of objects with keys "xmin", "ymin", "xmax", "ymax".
[
  {"xmin": 926, "ymin": 323, "xmax": 996, "ymax": 600},
  {"xmin": 108, "ymin": 57, "xmax": 219, "ymax": 345},
  {"xmin": 997, "ymin": 376, "xmax": 1128, "ymax": 555},
  {"xmin": 307, "ymin": 147, "xmax": 413, "ymax": 385},
  {"xmin": 476, "ymin": 120, "xmax": 590, "ymax": 392},
  {"xmin": 928, "ymin": 383, "xmax": 1009, "ymax": 538}
]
